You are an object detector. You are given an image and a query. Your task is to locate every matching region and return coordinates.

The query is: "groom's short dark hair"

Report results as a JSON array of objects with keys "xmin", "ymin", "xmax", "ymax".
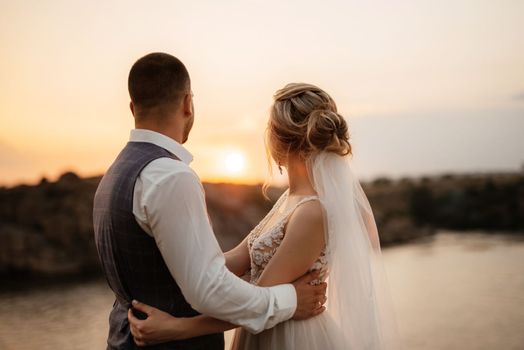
[{"xmin": 128, "ymin": 52, "xmax": 190, "ymax": 114}]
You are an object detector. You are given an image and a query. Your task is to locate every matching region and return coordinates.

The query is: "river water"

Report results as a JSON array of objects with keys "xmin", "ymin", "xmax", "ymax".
[{"xmin": 1, "ymin": 231, "xmax": 523, "ymax": 349}]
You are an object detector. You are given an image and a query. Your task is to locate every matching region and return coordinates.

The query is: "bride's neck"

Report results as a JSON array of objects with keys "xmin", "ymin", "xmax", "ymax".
[{"xmin": 286, "ymin": 156, "xmax": 316, "ymax": 196}]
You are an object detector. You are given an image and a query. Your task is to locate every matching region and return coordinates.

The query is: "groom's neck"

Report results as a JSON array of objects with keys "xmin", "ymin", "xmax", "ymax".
[{"xmin": 134, "ymin": 120, "xmax": 185, "ymax": 144}]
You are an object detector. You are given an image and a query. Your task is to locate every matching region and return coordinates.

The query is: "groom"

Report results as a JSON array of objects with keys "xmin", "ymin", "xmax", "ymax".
[{"xmin": 93, "ymin": 52, "xmax": 327, "ymax": 350}]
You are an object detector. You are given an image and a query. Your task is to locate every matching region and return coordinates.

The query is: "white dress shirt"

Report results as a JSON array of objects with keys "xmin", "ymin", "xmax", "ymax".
[{"xmin": 129, "ymin": 129, "xmax": 297, "ymax": 334}]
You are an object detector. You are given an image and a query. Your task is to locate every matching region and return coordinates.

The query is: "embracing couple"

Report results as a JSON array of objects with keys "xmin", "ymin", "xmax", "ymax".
[{"xmin": 93, "ymin": 52, "xmax": 399, "ymax": 350}]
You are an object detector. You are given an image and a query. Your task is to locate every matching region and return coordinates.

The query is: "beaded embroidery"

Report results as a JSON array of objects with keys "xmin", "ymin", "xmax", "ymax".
[{"xmin": 247, "ymin": 190, "xmax": 328, "ymax": 285}]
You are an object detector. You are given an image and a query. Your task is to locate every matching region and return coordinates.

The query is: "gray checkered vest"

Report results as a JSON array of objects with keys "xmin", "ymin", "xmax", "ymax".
[{"xmin": 93, "ymin": 141, "xmax": 224, "ymax": 350}]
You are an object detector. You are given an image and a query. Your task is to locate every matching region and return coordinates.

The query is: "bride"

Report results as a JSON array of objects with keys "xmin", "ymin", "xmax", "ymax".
[{"xmin": 127, "ymin": 83, "xmax": 399, "ymax": 349}]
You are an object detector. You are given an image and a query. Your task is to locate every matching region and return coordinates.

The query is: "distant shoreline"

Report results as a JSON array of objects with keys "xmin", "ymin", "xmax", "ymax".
[
  {"xmin": 1, "ymin": 170, "xmax": 522, "ymax": 281},
  {"xmin": 1, "ymin": 168, "xmax": 522, "ymax": 190}
]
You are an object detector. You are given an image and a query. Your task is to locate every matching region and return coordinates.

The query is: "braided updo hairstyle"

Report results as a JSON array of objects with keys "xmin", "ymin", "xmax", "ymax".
[{"xmin": 267, "ymin": 83, "xmax": 352, "ymax": 167}]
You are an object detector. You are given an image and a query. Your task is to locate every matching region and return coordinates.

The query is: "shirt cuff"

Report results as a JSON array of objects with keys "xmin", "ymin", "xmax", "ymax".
[{"xmin": 267, "ymin": 283, "xmax": 297, "ymax": 327}]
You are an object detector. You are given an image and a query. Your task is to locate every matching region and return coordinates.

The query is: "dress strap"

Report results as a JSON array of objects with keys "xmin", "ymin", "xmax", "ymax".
[
  {"xmin": 281, "ymin": 195, "xmax": 320, "ymax": 220},
  {"xmin": 251, "ymin": 191, "xmax": 319, "ymax": 238},
  {"xmin": 271, "ymin": 195, "xmax": 321, "ymax": 241},
  {"xmin": 249, "ymin": 189, "xmax": 289, "ymax": 237},
  {"xmin": 295, "ymin": 195, "xmax": 320, "ymax": 207}
]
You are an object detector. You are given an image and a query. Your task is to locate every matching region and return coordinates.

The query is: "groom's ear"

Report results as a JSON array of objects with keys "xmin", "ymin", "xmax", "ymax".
[
  {"xmin": 129, "ymin": 101, "xmax": 135, "ymax": 117},
  {"xmin": 182, "ymin": 93, "xmax": 193, "ymax": 117}
]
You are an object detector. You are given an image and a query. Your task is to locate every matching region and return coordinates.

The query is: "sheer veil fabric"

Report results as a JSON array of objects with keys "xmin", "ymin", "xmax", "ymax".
[
  {"xmin": 232, "ymin": 151, "xmax": 401, "ymax": 350},
  {"xmin": 307, "ymin": 152, "xmax": 401, "ymax": 349}
]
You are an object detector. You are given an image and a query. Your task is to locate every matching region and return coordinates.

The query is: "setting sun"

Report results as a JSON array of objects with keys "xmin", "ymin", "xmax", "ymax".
[{"xmin": 224, "ymin": 151, "xmax": 246, "ymax": 175}]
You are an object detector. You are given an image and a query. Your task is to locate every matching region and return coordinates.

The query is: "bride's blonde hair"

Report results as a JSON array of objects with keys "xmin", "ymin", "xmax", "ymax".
[
  {"xmin": 263, "ymin": 83, "xmax": 352, "ymax": 195},
  {"xmin": 267, "ymin": 82, "xmax": 351, "ymax": 162}
]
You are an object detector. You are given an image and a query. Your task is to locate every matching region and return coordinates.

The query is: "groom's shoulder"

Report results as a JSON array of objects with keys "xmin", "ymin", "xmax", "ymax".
[{"xmin": 141, "ymin": 157, "xmax": 201, "ymax": 186}]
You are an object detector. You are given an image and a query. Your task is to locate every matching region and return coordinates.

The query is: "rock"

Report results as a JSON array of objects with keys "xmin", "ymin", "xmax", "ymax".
[{"xmin": 1, "ymin": 170, "xmax": 521, "ymax": 279}]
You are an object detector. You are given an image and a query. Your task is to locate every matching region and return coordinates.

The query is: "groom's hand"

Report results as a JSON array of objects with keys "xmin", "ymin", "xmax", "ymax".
[{"xmin": 291, "ymin": 271, "xmax": 327, "ymax": 320}]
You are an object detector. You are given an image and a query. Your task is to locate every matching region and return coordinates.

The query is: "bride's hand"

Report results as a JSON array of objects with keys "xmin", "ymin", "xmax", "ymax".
[{"xmin": 127, "ymin": 300, "xmax": 190, "ymax": 346}]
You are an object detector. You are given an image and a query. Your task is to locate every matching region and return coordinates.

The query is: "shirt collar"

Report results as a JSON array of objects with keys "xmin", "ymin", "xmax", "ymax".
[{"xmin": 129, "ymin": 129, "xmax": 193, "ymax": 165}]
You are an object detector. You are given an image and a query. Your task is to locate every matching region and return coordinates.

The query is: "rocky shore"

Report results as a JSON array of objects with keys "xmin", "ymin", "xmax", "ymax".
[{"xmin": 0, "ymin": 171, "xmax": 522, "ymax": 278}]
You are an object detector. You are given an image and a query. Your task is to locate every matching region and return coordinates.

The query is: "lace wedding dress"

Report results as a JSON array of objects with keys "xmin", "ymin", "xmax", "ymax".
[
  {"xmin": 230, "ymin": 189, "xmax": 345, "ymax": 350},
  {"xmin": 230, "ymin": 152, "xmax": 400, "ymax": 350}
]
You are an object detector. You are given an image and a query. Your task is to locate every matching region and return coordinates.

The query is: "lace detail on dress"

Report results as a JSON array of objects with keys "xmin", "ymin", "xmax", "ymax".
[{"xmin": 247, "ymin": 190, "xmax": 328, "ymax": 285}]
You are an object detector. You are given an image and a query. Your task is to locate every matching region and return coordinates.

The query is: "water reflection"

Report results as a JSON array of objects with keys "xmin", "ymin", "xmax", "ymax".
[
  {"xmin": 0, "ymin": 231, "xmax": 523, "ymax": 350},
  {"xmin": 386, "ymin": 232, "xmax": 524, "ymax": 350}
]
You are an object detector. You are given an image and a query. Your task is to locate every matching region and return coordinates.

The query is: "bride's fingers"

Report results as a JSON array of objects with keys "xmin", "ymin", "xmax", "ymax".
[
  {"xmin": 128, "ymin": 308, "xmax": 146, "ymax": 341},
  {"xmin": 132, "ymin": 299, "xmax": 155, "ymax": 317},
  {"xmin": 129, "ymin": 322, "xmax": 140, "ymax": 338},
  {"xmin": 127, "ymin": 308, "xmax": 143, "ymax": 326},
  {"xmin": 128, "ymin": 308, "xmax": 146, "ymax": 339},
  {"xmin": 134, "ymin": 336, "xmax": 147, "ymax": 347}
]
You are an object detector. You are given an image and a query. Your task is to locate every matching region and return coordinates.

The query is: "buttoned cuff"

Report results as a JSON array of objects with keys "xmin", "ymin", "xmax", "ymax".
[{"xmin": 266, "ymin": 283, "xmax": 297, "ymax": 328}]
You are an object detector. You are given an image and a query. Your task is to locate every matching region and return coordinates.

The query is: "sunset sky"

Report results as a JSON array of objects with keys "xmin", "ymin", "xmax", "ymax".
[{"xmin": 1, "ymin": 0, "xmax": 523, "ymax": 186}]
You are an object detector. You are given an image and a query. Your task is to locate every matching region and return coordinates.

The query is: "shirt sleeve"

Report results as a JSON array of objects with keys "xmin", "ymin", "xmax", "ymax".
[{"xmin": 142, "ymin": 169, "xmax": 297, "ymax": 333}]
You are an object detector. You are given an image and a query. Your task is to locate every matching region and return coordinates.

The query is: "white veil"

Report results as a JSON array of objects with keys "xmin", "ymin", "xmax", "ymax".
[{"xmin": 307, "ymin": 151, "xmax": 401, "ymax": 349}]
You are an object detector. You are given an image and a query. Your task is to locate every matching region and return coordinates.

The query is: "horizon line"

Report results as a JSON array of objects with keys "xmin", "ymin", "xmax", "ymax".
[{"xmin": 1, "ymin": 167, "xmax": 522, "ymax": 190}]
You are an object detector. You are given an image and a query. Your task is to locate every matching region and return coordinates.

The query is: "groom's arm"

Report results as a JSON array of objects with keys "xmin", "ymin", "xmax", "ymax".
[{"xmin": 141, "ymin": 169, "xmax": 296, "ymax": 334}]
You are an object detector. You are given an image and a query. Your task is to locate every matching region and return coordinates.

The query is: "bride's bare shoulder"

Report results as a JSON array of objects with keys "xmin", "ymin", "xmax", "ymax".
[
  {"xmin": 286, "ymin": 199, "xmax": 325, "ymax": 240},
  {"xmin": 296, "ymin": 199, "xmax": 323, "ymax": 218}
]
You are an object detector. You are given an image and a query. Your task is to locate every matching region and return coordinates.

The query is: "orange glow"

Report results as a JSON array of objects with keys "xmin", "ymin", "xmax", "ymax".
[
  {"xmin": 224, "ymin": 151, "xmax": 246, "ymax": 176},
  {"xmin": 1, "ymin": 1, "xmax": 523, "ymax": 187}
]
